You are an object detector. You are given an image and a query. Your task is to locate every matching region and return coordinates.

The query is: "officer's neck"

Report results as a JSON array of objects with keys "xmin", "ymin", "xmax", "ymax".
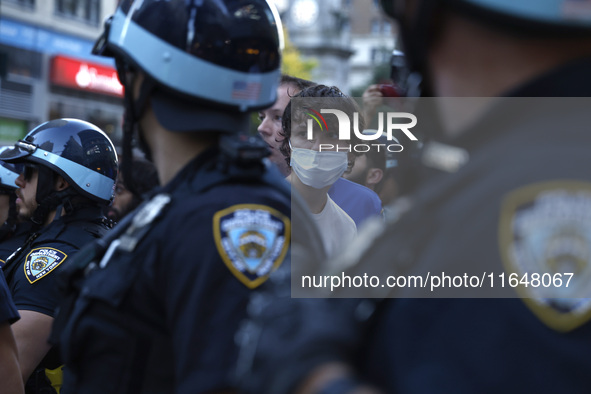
[
  {"xmin": 43, "ymin": 209, "xmax": 60, "ymax": 227},
  {"xmin": 141, "ymin": 107, "xmax": 217, "ymax": 186}
]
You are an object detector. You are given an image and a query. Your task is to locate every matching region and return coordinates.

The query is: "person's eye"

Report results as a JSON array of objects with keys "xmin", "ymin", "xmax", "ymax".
[
  {"xmin": 257, "ymin": 113, "xmax": 265, "ymax": 122},
  {"xmin": 294, "ymin": 128, "xmax": 307, "ymax": 138},
  {"xmin": 275, "ymin": 115, "xmax": 283, "ymax": 122},
  {"xmin": 328, "ymin": 131, "xmax": 339, "ymax": 140}
]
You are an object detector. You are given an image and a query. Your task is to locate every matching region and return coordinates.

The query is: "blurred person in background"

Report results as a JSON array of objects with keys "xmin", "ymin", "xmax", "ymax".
[
  {"xmin": 258, "ymin": 75, "xmax": 316, "ymax": 177},
  {"xmin": 342, "ymin": 131, "xmax": 387, "ymax": 195},
  {"xmin": 107, "ymin": 156, "xmax": 158, "ymax": 223}
]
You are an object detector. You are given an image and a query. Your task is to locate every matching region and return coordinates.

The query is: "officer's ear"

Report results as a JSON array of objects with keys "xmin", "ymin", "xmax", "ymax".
[
  {"xmin": 366, "ymin": 168, "xmax": 384, "ymax": 189},
  {"xmin": 54, "ymin": 175, "xmax": 70, "ymax": 192}
]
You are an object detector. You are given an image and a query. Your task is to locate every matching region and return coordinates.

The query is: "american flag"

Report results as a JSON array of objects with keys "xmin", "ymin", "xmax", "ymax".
[{"xmin": 232, "ymin": 81, "xmax": 262, "ymax": 100}]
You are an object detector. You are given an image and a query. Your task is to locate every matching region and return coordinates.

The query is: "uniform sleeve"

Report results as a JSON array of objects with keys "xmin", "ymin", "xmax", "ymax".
[
  {"xmin": 160, "ymin": 202, "xmax": 284, "ymax": 393},
  {"xmin": 11, "ymin": 242, "xmax": 78, "ymax": 317},
  {"xmin": 0, "ymin": 270, "xmax": 19, "ymax": 324}
]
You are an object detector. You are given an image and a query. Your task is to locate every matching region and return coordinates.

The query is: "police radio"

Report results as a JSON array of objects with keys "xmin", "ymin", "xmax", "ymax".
[{"xmin": 220, "ymin": 133, "xmax": 270, "ymax": 163}]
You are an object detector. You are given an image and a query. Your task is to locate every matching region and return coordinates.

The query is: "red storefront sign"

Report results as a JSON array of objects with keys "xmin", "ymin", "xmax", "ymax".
[{"xmin": 51, "ymin": 55, "xmax": 123, "ymax": 97}]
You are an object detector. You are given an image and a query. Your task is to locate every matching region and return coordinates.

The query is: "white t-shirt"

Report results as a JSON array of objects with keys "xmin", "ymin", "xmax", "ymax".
[{"xmin": 311, "ymin": 196, "xmax": 357, "ymax": 258}]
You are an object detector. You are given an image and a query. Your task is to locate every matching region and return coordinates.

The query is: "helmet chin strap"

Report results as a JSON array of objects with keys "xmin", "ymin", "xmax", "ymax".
[
  {"xmin": 31, "ymin": 190, "xmax": 75, "ymax": 226},
  {"xmin": 31, "ymin": 166, "xmax": 79, "ymax": 227}
]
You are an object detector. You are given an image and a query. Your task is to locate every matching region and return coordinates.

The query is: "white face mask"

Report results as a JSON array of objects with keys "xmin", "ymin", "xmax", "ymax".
[{"xmin": 290, "ymin": 145, "xmax": 348, "ymax": 189}]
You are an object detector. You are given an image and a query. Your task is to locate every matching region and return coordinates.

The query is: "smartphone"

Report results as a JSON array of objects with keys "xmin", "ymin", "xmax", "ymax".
[{"xmin": 379, "ymin": 84, "xmax": 401, "ymax": 97}]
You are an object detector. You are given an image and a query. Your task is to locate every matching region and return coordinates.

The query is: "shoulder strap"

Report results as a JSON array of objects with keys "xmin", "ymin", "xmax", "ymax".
[{"xmin": 2, "ymin": 232, "xmax": 41, "ymax": 285}]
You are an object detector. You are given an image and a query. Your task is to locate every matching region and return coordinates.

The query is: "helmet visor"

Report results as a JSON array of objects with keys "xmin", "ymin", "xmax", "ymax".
[
  {"xmin": 0, "ymin": 141, "xmax": 37, "ymax": 162},
  {"xmin": 92, "ymin": 15, "xmax": 114, "ymax": 57}
]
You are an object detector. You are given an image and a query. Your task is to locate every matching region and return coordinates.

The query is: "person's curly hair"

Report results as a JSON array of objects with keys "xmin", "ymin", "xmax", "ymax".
[
  {"xmin": 279, "ymin": 85, "xmax": 365, "ymax": 169},
  {"xmin": 281, "ymin": 74, "xmax": 316, "ymax": 93}
]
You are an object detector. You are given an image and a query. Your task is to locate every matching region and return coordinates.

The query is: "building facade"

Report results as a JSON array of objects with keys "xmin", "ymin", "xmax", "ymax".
[
  {"xmin": 0, "ymin": 0, "xmax": 123, "ymax": 145},
  {"xmin": 275, "ymin": 0, "xmax": 396, "ymax": 94},
  {"xmin": 347, "ymin": 0, "xmax": 398, "ymax": 91},
  {"xmin": 279, "ymin": 0, "xmax": 354, "ymax": 92}
]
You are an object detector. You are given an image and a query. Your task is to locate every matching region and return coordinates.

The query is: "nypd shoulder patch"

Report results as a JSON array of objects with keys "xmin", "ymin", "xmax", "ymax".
[
  {"xmin": 499, "ymin": 181, "xmax": 591, "ymax": 332},
  {"xmin": 214, "ymin": 204, "xmax": 290, "ymax": 289},
  {"xmin": 24, "ymin": 248, "xmax": 68, "ymax": 284}
]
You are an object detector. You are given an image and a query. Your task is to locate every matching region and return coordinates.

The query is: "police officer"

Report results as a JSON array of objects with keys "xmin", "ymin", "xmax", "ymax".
[
  {"xmin": 0, "ymin": 158, "xmax": 31, "ymax": 265},
  {"xmin": 0, "ymin": 268, "xmax": 23, "ymax": 394},
  {"xmin": 50, "ymin": 1, "xmax": 324, "ymax": 393},
  {"xmin": 0, "ymin": 119, "xmax": 117, "ymax": 392},
  {"xmin": 237, "ymin": 0, "xmax": 591, "ymax": 393}
]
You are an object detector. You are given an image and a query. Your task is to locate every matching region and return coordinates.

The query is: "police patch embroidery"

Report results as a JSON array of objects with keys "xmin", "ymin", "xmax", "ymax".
[
  {"xmin": 24, "ymin": 248, "xmax": 68, "ymax": 284},
  {"xmin": 499, "ymin": 181, "xmax": 591, "ymax": 332},
  {"xmin": 214, "ymin": 204, "xmax": 290, "ymax": 289}
]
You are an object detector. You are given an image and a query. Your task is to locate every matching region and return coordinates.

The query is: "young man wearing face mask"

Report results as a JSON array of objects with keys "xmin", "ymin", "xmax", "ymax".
[
  {"xmin": 280, "ymin": 85, "xmax": 362, "ymax": 257},
  {"xmin": 258, "ymin": 75, "xmax": 382, "ymax": 229}
]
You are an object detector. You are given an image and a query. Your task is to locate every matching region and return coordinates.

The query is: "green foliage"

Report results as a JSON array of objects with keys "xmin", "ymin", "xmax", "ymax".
[
  {"xmin": 281, "ymin": 28, "xmax": 317, "ymax": 80},
  {"xmin": 249, "ymin": 112, "xmax": 261, "ymax": 135},
  {"xmin": 248, "ymin": 28, "xmax": 317, "ymax": 134}
]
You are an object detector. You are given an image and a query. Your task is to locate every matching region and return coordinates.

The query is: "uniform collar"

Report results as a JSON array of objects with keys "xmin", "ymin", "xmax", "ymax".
[{"xmin": 160, "ymin": 147, "xmax": 219, "ymax": 194}]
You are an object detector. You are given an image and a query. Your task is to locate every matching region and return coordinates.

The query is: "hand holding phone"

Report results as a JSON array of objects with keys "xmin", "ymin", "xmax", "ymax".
[{"xmin": 379, "ymin": 84, "xmax": 401, "ymax": 97}]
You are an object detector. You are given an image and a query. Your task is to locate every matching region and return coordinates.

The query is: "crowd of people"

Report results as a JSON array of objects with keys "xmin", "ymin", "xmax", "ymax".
[{"xmin": 0, "ymin": 0, "xmax": 590, "ymax": 392}]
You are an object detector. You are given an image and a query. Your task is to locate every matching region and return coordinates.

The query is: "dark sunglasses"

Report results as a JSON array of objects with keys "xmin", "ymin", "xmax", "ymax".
[{"xmin": 22, "ymin": 164, "xmax": 38, "ymax": 182}]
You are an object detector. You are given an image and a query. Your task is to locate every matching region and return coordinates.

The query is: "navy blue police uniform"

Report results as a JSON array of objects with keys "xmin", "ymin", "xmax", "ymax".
[
  {"xmin": 3, "ymin": 207, "xmax": 110, "ymax": 319},
  {"xmin": 0, "ymin": 222, "xmax": 33, "ymax": 267},
  {"xmin": 353, "ymin": 56, "xmax": 591, "ymax": 393},
  {"xmin": 0, "ymin": 270, "xmax": 19, "ymax": 325},
  {"xmin": 57, "ymin": 1, "xmax": 323, "ymax": 392},
  {"xmin": 2, "ymin": 206, "xmax": 110, "ymax": 393},
  {"xmin": 54, "ymin": 148, "xmax": 294, "ymax": 393}
]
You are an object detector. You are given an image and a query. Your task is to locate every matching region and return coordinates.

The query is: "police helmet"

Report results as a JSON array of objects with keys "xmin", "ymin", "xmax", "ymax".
[
  {"xmin": 0, "ymin": 152, "xmax": 20, "ymax": 191},
  {"xmin": 381, "ymin": 0, "xmax": 591, "ymax": 30},
  {"xmin": 381, "ymin": 0, "xmax": 591, "ymax": 95},
  {"xmin": 93, "ymin": 0, "xmax": 283, "ymax": 133},
  {"xmin": 0, "ymin": 119, "xmax": 118, "ymax": 205}
]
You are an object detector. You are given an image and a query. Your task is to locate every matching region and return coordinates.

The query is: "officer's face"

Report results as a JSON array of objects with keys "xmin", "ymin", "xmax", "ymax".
[
  {"xmin": 257, "ymin": 84, "xmax": 295, "ymax": 176},
  {"xmin": 14, "ymin": 164, "xmax": 39, "ymax": 220}
]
